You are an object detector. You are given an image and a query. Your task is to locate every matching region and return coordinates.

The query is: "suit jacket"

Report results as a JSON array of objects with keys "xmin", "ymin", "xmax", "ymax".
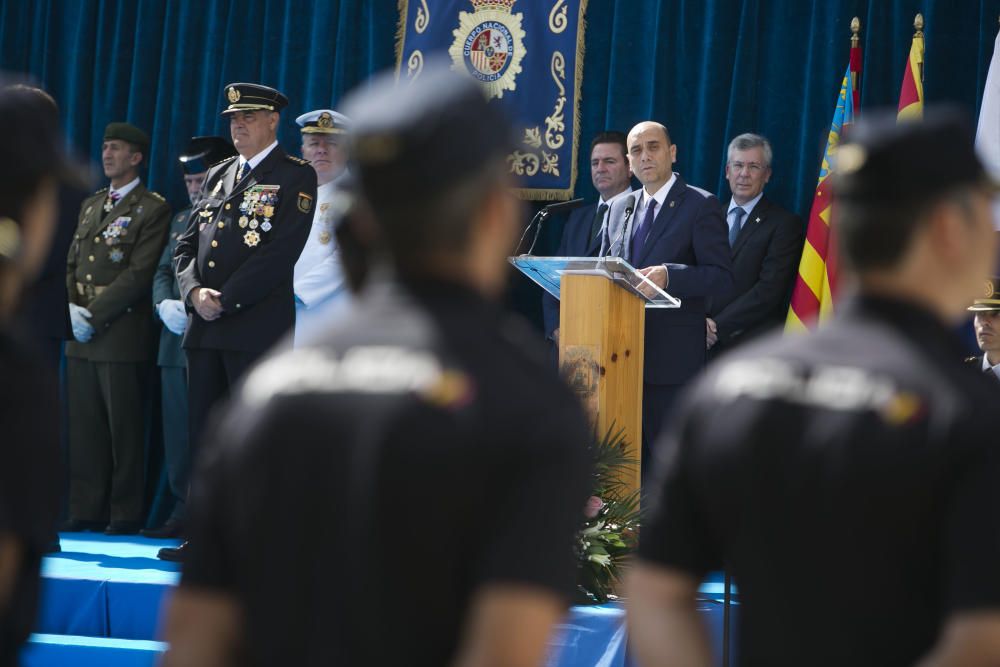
[
  {"xmin": 65, "ymin": 182, "xmax": 171, "ymax": 362},
  {"xmin": 174, "ymin": 146, "xmax": 317, "ymax": 354},
  {"xmin": 541, "ymin": 202, "xmax": 603, "ymax": 337},
  {"xmin": 602, "ymin": 177, "xmax": 733, "ymax": 385},
  {"xmin": 153, "ymin": 207, "xmax": 190, "ymax": 368},
  {"xmin": 966, "ymin": 354, "xmax": 1000, "ymax": 383},
  {"xmin": 708, "ymin": 196, "xmax": 803, "ymax": 349}
]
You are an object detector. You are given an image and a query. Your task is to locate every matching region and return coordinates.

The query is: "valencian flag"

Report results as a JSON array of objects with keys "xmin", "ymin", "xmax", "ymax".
[
  {"xmin": 785, "ymin": 20, "xmax": 862, "ymax": 332},
  {"xmin": 396, "ymin": 0, "xmax": 587, "ymax": 200},
  {"xmin": 897, "ymin": 14, "xmax": 925, "ymax": 120}
]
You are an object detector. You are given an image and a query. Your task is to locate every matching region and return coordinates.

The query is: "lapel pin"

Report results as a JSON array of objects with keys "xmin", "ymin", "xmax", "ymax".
[
  {"xmin": 755, "ymin": 217, "xmax": 760, "ymax": 223},
  {"xmin": 669, "ymin": 201, "xmax": 676, "ymax": 208}
]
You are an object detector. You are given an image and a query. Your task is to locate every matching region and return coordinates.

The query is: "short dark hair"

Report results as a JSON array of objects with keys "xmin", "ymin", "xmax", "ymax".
[
  {"xmin": 590, "ymin": 131, "xmax": 627, "ymax": 160},
  {"xmin": 835, "ymin": 185, "xmax": 979, "ymax": 271}
]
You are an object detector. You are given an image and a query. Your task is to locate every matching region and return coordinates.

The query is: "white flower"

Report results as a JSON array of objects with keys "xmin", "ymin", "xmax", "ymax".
[{"xmin": 587, "ymin": 553, "xmax": 612, "ymax": 567}]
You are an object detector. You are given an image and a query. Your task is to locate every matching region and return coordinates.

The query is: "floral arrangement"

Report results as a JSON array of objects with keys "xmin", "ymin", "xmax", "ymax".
[{"xmin": 575, "ymin": 427, "xmax": 641, "ymax": 604}]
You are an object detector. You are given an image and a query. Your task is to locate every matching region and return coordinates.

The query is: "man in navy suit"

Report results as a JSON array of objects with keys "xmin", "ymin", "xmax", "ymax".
[
  {"xmin": 542, "ymin": 131, "xmax": 633, "ymax": 344},
  {"xmin": 602, "ymin": 121, "xmax": 733, "ymax": 463},
  {"xmin": 706, "ymin": 133, "xmax": 803, "ymax": 353}
]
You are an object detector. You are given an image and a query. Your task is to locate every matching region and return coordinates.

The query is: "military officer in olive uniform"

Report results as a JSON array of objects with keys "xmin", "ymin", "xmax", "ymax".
[
  {"xmin": 293, "ymin": 108, "xmax": 351, "ymax": 345},
  {"xmin": 143, "ymin": 136, "xmax": 236, "ymax": 539},
  {"xmin": 966, "ymin": 276, "xmax": 1000, "ymax": 382},
  {"xmin": 64, "ymin": 122, "xmax": 171, "ymax": 534},
  {"xmin": 173, "ymin": 82, "xmax": 316, "ymax": 460}
]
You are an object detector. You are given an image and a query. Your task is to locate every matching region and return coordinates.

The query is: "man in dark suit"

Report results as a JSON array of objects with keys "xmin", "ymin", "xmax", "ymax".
[
  {"xmin": 602, "ymin": 121, "xmax": 733, "ymax": 462},
  {"xmin": 966, "ymin": 275, "xmax": 1000, "ymax": 381},
  {"xmin": 63, "ymin": 122, "xmax": 172, "ymax": 534},
  {"xmin": 143, "ymin": 137, "xmax": 236, "ymax": 539},
  {"xmin": 706, "ymin": 133, "xmax": 804, "ymax": 353},
  {"xmin": 542, "ymin": 131, "xmax": 632, "ymax": 344},
  {"xmin": 165, "ymin": 83, "xmax": 315, "ymax": 560}
]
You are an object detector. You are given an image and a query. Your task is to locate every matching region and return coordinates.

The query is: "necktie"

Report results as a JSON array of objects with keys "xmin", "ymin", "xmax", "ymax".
[
  {"xmin": 235, "ymin": 160, "xmax": 247, "ymax": 182},
  {"xmin": 630, "ymin": 199, "xmax": 657, "ymax": 260},
  {"xmin": 590, "ymin": 203, "xmax": 609, "ymax": 243},
  {"xmin": 103, "ymin": 191, "xmax": 121, "ymax": 212},
  {"xmin": 728, "ymin": 207, "xmax": 746, "ymax": 247}
]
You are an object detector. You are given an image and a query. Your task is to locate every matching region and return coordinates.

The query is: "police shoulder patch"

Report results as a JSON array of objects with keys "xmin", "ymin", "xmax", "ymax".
[{"xmin": 285, "ymin": 155, "xmax": 310, "ymax": 166}]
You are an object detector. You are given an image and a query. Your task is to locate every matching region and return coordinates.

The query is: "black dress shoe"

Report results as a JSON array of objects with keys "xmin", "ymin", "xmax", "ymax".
[
  {"xmin": 104, "ymin": 521, "xmax": 142, "ymax": 535},
  {"xmin": 58, "ymin": 519, "xmax": 105, "ymax": 532},
  {"xmin": 157, "ymin": 541, "xmax": 188, "ymax": 562},
  {"xmin": 140, "ymin": 520, "xmax": 183, "ymax": 539}
]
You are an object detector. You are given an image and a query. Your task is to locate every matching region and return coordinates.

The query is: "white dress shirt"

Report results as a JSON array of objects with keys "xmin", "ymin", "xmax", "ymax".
[
  {"xmin": 634, "ymin": 173, "xmax": 677, "ymax": 227},
  {"xmin": 982, "ymin": 354, "xmax": 1000, "ymax": 381},
  {"xmin": 109, "ymin": 177, "xmax": 140, "ymax": 201},
  {"xmin": 236, "ymin": 140, "xmax": 279, "ymax": 175}
]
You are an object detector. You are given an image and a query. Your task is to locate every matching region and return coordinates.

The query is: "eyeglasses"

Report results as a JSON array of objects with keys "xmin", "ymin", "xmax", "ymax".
[{"xmin": 728, "ymin": 161, "xmax": 766, "ymax": 174}]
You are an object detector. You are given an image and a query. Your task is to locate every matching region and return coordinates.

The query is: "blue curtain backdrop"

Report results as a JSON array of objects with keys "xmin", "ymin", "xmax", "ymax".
[{"xmin": 2, "ymin": 0, "xmax": 999, "ymax": 321}]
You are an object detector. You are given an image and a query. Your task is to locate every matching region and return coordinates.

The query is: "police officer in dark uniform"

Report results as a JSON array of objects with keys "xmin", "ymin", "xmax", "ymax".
[
  {"xmin": 164, "ymin": 83, "xmax": 315, "ymax": 560},
  {"xmin": 628, "ymin": 109, "xmax": 1000, "ymax": 666},
  {"xmin": 63, "ymin": 122, "xmax": 171, "ymax": 534},
  {"xmin": 966, "ymin": 276, "xmax": 1000, "ymax": 383},
  {"xmin": 143, "ymin": 136, "xmax": 236, "ymax": 539},
  {"xmin": 160, "ymin": 63, "xmax": 593, "ymax": 667}
]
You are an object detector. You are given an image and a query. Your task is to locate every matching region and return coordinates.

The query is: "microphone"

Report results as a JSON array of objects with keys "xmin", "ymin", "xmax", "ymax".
[
  {"xmin": 515, "ymin": 198, "xmax": 587, "ymax": 256},
  {"xmin": 603, "ymin": 194, "xmax": 636, "ymax": 258}
]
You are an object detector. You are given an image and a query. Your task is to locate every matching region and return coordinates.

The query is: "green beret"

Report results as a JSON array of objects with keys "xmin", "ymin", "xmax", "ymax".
[{"xmin": 104, "ymin": 122, "xmax": 150, "ymax": 153}]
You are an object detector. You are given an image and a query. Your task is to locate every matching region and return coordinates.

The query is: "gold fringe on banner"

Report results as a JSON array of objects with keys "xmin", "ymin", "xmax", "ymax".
[{"xmin": 395, "ymin": 0, "xmax": 410, "ymax": 80}]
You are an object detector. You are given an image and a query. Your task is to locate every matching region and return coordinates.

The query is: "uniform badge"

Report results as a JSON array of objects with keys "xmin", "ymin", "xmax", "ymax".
[
  {"xmin": 297, "ymin": 192, "xmax": 313, "ymax": 213},
  {"xmin": 249, "ymin": 219, "xmax": 258, "ymax": 230},
  {"xmin": 319, "ymin": 231, "xmax": 331, "ymax": 245},
  {"xmin": 239, "ymin": 216, "xmax": 249, "ymax": 228},
  {"xmin": 244, "ymin": 230, "xmax": 261, "ymax": 247},
  {"xmin": 261, "ymin": 221, "xmax": 272, "ymax": 232},
  {"xmin": 227, "ymin": 86, "xmax": 241, "ymax": 103},
  {"xmin": 109, "ymin": 248, "xmax": 125, "ymax": 263},
  {"xmin": 318, "ymin": 112, "xmax": 333, "ymax": 129},
  {"xmin": 448, "ymin": 0, "xmax": 527, "ymax": 100},
  {"xmin": 85, "ymin": 205, "xmax": 93, "ymax": 216},
  {"xmin": 213, "ymin": 180, "xmax": 223, "ymax": 194},
  {"xmin": 136, "ymin": 205, "xmax": 144, "ymax": 215}
]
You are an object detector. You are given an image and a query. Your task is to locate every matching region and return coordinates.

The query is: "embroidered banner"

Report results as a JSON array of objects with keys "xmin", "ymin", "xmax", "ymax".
[{"xmin": 396, "ymin": 0, "xmax": 587, "ymax": 200}]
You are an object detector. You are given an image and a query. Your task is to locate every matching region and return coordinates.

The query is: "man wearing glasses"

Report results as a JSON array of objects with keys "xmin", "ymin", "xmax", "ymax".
[{"xmin": 706, "ymin": 133, "xmax": 803, "ymax": 353}]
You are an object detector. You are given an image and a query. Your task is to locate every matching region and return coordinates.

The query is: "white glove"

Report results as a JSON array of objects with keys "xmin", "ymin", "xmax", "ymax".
[
  {"xmin": 68, "ymin": 304, "xmax": 94, "ymax": 342},
  {"xmin": 158, "ymin": 299, "xmax": 188, "ymax": 336}
]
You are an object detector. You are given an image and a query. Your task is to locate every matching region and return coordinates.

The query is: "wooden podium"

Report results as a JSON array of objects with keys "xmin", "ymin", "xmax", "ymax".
[{"xmin": 510, "ymin": 256, "xmax": 680, "ymax": 497}]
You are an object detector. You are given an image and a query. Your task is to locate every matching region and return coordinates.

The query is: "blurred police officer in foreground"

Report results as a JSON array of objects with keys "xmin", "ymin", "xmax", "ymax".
[
  {"xmin": 293, "ymin": 109, "xmax": 351, "ymax": 344},
  {"xmin": 0, "ymin": 82, "xmax": 82, "ymax": 667},
  {"xmin": 966, "ymin": 276, "xmax": 1000, "ymax": 382},
  {"xmin": 161, "ymin": 62, "xmax": 592, "ymax": 667},
  {"xmin": 143, "ymin": 137, "xmax": 236, "ymax": 539},
  {"xmin": 628, "ymin": 108, "xmax": 1000, "ymax": 666},
  {"xmin": 63, "ymin": 122, "xmax": 171, "ymax": 534},
  {"xmin": 166, "ymin": 84, "xmax": 315, "ymax": 561}
]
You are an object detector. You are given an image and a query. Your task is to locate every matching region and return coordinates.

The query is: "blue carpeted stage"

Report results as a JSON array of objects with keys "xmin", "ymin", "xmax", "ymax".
[{"xmin": 23, "ymin": 534, "xmax": 737, "ymax": 666}]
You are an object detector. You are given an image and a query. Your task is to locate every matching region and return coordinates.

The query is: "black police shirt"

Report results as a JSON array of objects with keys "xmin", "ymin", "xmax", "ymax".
[
  {"xmin": 0, "ymin": 331, "xmax": 59, "ymax": 667},
  {"xmin": 181, "ymin": 277, "xmax": 593, "ymax": 666},
  {"xmin": 640, "ymin": 295, "xmax": 1000, "ymax": 667}
]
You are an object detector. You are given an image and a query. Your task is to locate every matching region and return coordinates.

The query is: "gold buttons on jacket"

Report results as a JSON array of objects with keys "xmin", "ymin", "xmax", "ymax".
[
  {"xmin": 88, "ymin": 255, "xmax": 95, "ymax": 262},
  {"xmin": 225, "ymin": 203, "xmax": 231, "ymax": 210},
  {"xmin": 208, "ymin": 260, "xmax": 216, "ymax": 268},
  {"xmin": 217, "ymin": 221, "xmax": 225, "ymax": 229},
  {"xmin": 211, "ymin": 240, "xmax": 218, "ymax": 248},
  {"xmin": 94, "ymin": 237, "xmax": 101, "ymax": 243},
  {"xmin": 85, "ymin": 274, "xmax": 92, "ymax": 281}
]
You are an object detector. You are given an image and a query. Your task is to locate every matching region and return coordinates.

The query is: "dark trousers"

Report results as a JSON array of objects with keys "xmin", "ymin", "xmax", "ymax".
[
  {"xmin": 186, "ymin": 348, "xmax": 258, "ymax": 449},
  {"xmin": 66, "ymin": 357, "xmax": 147, "ymax": 522},
  {"xmin": 160, "ymin": 365, "xmax": 189, "ymax": 522},
  {"xmin": 641, "ymin": 382, "xmax": 683, "ymax": 480}
]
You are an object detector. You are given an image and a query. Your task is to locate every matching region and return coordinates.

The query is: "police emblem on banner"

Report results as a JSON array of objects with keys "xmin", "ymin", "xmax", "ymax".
[
  {"xmin": 448, "ymin": 0, "xmax": 526, "ymax": 100},
  {"xmin": 397, "ymin": 0, "xmax": 588, "ymax": 200}
]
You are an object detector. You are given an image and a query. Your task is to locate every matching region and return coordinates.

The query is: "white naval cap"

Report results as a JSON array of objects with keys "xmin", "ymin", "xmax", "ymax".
[{"xmin": 295, "ymin": 109, "xmax": 350, "ymax": 134}]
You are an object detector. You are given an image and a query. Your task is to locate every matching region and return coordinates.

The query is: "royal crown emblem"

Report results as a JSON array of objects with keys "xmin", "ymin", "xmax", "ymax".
[
  {"xmin": 449, "ymin": 0, "xmax": 526, "ymax": 100},
  {"xmin": 986, "ymin": 280, "xmax": 996, "ymax": 299},
  {"xmin": 227, "ymin": 86, "xmax": 241, "ymax": 103},
  {"xmin": 318, "ymin": 112, "xmax": 333, "ymax": 128}
]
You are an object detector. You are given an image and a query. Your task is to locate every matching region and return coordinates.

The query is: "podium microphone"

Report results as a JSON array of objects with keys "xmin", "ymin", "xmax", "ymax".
[
  {"xmin": 602, "ymin": 194, "xmax": 636, "ymax": 258},
  {"xmin": 514, "ymin": 198, "xmax": 585, "ymax": 256}
]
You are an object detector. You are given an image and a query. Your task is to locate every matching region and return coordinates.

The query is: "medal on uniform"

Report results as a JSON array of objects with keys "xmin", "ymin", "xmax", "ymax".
[
  {"xmin": 239, "ymin": 216, "xmax": 249, "ymax": 228},
  {"xmin": 109, "ymin": 248, "xmax": 125, "ymax": 263},
  {"xmin": 135, "ymin": 205, "xmax": 144, "ymax": 215},
  {"xmin": 249, "ymin": 219, "xmax": 258, "ymax": 230},
  {"xmin": 261, "ymin": 221, "xmax": 272, "ymax": 232},
  {"xmin": 243, "ymin": 230, "xmax": 261, "ymax": 247}
]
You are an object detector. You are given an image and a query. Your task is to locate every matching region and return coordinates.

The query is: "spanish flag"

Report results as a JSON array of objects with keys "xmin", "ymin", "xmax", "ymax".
[
  {"xmin": 897, "ymin": 15, "xmax": 924, "ymax": 120},
  {"xmin": 785, "ymin": 24, "xmax": 861, "ymax": 332}
]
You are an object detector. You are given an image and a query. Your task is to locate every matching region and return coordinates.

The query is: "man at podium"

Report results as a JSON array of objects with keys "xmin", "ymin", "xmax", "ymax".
[{"xmin": 603, "ymin": 121, "xmax": 733, "ymax": 461}]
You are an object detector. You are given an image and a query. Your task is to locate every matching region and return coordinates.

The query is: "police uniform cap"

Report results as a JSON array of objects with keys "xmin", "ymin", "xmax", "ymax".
[
  {"xmin": 178, "ymin": 136, "xmax": 237, "ymax": 174},
  {"xmin": 297, "ymin": 109, "xmax": 350, "ymax": 135},
  {"xmin": 968, "ymin": 276, "xmax": 1000, "ymax": 312},
  {"xmin": 104, "ymin": 122, "xmax": 150, "ymax": 154},
  {"xmin": 220, "ymin": 82, "xmax": 289, "ymax": 116},
  {"xmin": 341, "ymin": 59, "xmax": 516, "ymax": 210},
  {"xmin": 834, "ymin": 106, "xmax": 1000, "ymax": 206}
]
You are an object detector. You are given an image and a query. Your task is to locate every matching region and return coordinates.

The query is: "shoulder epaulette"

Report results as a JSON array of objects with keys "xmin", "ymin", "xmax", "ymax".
[
  {"xmin": 209, "ymin": 155, "xmax": 238, "ymax": 170},
  {"xmin": 965, "ymin": 356, "xmax": 979, "ymax": 363},
  {"xmin": 93, "ymin": 187, "xmax": 109, "ymax": 196},
  {"xmin": 147, "ymin": 190, "xmax": 166, "ymax": 202},
  {"xmin": 285, "ymin": 155, "xmax": 310, "ymax": 166}
]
